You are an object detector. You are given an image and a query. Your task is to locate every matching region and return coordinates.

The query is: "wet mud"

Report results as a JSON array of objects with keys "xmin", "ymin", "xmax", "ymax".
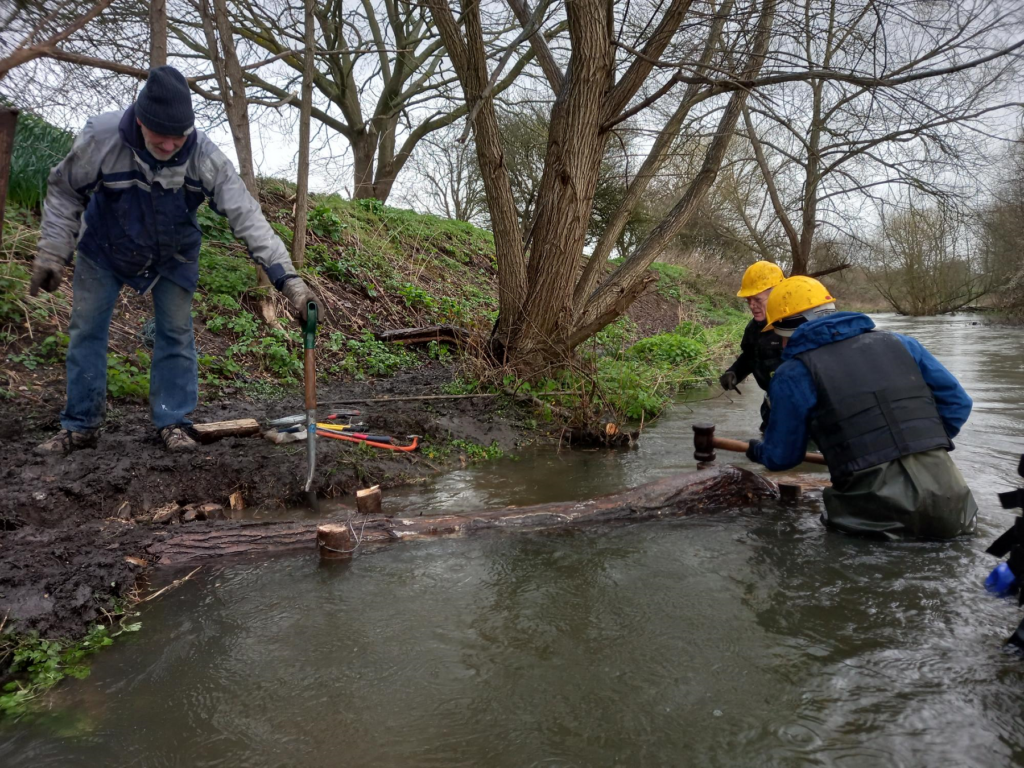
[{"xmin": 0, "ymin": 363, "xmax": 530, "ymax": 641}]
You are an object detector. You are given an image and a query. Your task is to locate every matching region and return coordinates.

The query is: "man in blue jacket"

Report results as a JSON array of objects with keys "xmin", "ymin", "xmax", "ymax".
[
  {"xmin": 28, "ymin": 66, "xmax": 316, "ymax": 454},
  {"xmin": 745, "ymin": 276, "xmax": 977, "ymax": 539}
]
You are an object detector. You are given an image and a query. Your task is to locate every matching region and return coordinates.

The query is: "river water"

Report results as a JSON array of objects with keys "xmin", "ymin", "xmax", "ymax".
[{"xmin": 3, "ymin": 314, "xmax": 1024, "ymax": 767}]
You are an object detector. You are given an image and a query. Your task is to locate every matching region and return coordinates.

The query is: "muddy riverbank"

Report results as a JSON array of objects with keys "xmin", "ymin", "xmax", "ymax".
[{"xmin": 0, "ymin": 363, "xmax": 532, "ymax": 639}]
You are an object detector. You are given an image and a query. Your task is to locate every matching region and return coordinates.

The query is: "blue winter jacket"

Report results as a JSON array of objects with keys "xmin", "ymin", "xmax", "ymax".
[
  {"xmin": 38, "ymin": 105, "xmax": 297, "ymax": 294},
  {"xmin": 748, "ymin": 312, "xmax": 972, "ymax": 471}
]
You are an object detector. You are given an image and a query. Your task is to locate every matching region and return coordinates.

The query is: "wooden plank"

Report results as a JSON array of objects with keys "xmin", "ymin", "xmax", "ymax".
[{"xmin": 192, "ymin": 419, "xmax": 261, "ymax": 442}]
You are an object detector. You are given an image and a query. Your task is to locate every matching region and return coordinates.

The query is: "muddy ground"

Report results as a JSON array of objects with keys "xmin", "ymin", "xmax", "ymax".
[{"xmin": 0, "ymin": 362, "xmax": 533, "ymax": 641}]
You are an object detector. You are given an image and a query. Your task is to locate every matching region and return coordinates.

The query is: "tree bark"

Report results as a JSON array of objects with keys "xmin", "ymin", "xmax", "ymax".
[
  {"xmin": 572, "ymin": 0, "xmax": 777, "ymax": 347},
  {"xmin": 144, "ymin": 466, "xmax": 778, "ymax": 565},
  {"xmin": 149, "ymin": 0, "xmax": 168, "ymax": 68},
  {"xmin": 291, "ymin": 0, "xmax": 316, "ymax": 269},
  {"xmin": 0, "ymin": 108, "xmax": 18, "ymax": 252},
  {"xmin": 200, "ymin": 0, "xmax": 275, "ymax": 316}
]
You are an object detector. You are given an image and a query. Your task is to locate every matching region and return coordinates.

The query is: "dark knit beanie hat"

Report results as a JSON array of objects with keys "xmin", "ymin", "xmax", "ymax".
[{"xmin": 136, "ymin": 66, "xmax": 195, "ymax": 136}]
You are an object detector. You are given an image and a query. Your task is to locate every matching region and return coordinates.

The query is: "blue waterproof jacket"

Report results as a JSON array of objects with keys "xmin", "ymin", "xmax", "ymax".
[
  {"xmin": 749, "ymin": 312, "xmax": 972, "ymax": 471},
  {"xmin": 39, "ymin": 105, "xmax": 297, "ymax": 294}
]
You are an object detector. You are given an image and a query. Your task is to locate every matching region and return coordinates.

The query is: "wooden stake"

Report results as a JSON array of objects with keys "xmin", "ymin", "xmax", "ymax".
[
  {"xmin": 317, "ymin": 523, "xmax": 354, "ymax": 560},
  {"xmin": 356, "ymin": 485, "xmax": 383, "ymax": 516}
]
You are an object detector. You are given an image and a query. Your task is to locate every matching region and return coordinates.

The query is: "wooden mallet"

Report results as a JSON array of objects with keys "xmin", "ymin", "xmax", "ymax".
[{"xmin": 692, "ymin": 422, "xmax": 826, "ymax": 465}]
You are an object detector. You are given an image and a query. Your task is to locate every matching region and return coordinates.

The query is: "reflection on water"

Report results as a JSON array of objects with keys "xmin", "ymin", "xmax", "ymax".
[{"xmin": 3, "ymin": 314, "xmax": 1024, "ymax": 767}]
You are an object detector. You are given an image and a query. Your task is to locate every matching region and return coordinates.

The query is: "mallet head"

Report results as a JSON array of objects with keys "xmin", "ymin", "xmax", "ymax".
[{"xmin": 692, "ymin": 422, "xmax": 717, "ymax": 463}]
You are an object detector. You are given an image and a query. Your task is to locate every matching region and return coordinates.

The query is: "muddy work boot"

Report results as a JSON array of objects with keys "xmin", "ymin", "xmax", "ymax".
[
  {"xmin": 34, "ymin": 428, "xmax": 99, "ymax": 455},
  {"xmin": 159, "ymin": 425, "xmax": 198, "ymax": 453}
]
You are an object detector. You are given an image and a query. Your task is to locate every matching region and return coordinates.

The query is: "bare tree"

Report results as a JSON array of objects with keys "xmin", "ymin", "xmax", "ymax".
[
  {"xmin": 197, "ymin": 0, "xmax": 277, "ymax": 317},
  {"xmin": 397, "ymin": 121, "xmax": 487, "ymax": 223},
  {"xmin": 150, "ymin": 0, "xmax": 167, "ymax": 67},
  {"xmin": 0, "ymin": 0, "xmax": 117, "ymax": 80},
  {"xmin": 427, "ymin": 0, "xmax": 778, "ymax": 371},
  {"xmin": 163, "ymin": 0, "xmax": 540, "ymax": 202},
  {"xmin": 291, "ymin": 0, "xmax": 317, "ymax": 268},
  {"xmin": 870, "ymin": 197, "xmax": 990, "ymax": 315},
  {"xmin": 736, "ymin": 0, "xmax": 1023, "ymax": 275},
  {"xmin": 979, "ymin": 136, "xmax": 1024, "ymax": 316}
]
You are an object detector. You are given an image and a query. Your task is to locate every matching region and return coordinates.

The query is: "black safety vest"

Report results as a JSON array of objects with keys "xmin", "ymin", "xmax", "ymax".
[{"xmin": 796, "ymin": 331, "xmax": 952, "ymax": 481}]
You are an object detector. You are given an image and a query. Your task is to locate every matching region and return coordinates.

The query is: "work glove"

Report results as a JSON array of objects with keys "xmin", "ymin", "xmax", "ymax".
[
  {"xmin": 281, "ymin": 277, "xmax": 317, "ymax": 325},
  {"xmin": 29, "ymin": 251, "xmax": 67, "ymax": 297},
  {"xmin": 745, "ymin": 438, "xmax": 762, "ymax": 463},
  {"xmin": 719, "ymin": 370, "xmax": 738, "ymax": 392}
]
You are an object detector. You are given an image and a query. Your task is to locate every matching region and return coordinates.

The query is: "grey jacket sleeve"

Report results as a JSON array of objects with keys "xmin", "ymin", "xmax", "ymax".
[
  {"xmin": 195, "ymin": 136, "xmax": 298, "ymax": 291},
  {"xmin": 37, "ymin": 119, "xmax": 103, "ymax": 263}
]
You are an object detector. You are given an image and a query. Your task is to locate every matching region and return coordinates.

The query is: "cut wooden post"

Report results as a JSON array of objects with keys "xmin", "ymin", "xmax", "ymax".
[
  {"xmin": 317, "ymin": 523, "xmax": 354, "ymax": 560},
  {"xmin": 192, "ymin": 418, "xmax": 261, "ymax": 443},
  {"xmin": 777, "ymin": 482, "xmax": 803, "ymax": 501},
  {"xmin": 356, "ymin": 485, "xmax": 382, "ymax": 516}
]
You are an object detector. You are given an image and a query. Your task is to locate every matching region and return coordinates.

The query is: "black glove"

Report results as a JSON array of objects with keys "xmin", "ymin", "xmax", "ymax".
[
  {"xmin": 719, "ymin": 370, "xmax": 738, "ymax": 392},
  {"xmin": 745, "ymin": 439, "xmax": 762, "ymax": 463},
  {"xmin": 29, "ymin": 251, "xmax": 66, "ymax": 296}
]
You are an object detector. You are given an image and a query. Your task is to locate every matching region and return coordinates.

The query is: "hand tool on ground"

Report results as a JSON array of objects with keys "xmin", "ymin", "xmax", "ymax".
[
  {"xmin": 303, "ymin": 300, "xmax": 320, "ymax": 511},
  {"xmin": 267, "ymin": 410, "xmax": 360, "ymax": 428},
  {"xmin": 692, "ymin": 422, "xmax": 826, "ymax": 465},
  {"xmin": 318, "ymin": 428, "xmax": 394, "ymax": 444},
  {"xmin": 314, "ymin": 422, "xmax": 368, "ymax": 432},
  {"xmin": 315, "ymin": 430, "xmax": 420, "ymax": 452}
]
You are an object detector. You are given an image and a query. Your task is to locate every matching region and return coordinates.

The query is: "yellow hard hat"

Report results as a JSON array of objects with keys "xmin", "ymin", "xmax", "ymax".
[
  {"xmin": 763, "ymin": 276, "xmax": 836, "ymax": 334},
  {"xmin": 737, "ymin": 261, "xmax": 785, "ymax": 298}
]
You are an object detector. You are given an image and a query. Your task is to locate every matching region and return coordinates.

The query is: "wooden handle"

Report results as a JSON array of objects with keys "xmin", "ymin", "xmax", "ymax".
[
  {"xmin": 304, "ymin": 349, "xmax": 316, "ymax": 410},
  {"xmin": 712, "ymin": 436, "xmax": 827, "ymax": 466}
]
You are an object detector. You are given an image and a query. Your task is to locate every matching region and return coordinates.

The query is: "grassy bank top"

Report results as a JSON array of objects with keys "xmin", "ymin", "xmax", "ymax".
[{"xmin": 2, "ymin": 173, "xmax": 747, "ymax": 421}]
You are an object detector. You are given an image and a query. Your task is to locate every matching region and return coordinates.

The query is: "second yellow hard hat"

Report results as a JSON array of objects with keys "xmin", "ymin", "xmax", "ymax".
[{"xmin": 737, "ymin": 261, "xmax": 785, "ymax": 297}]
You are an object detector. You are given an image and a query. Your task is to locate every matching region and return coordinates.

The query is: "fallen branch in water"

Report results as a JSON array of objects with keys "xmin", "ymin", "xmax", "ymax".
[{"xmin": 138, "ymin": 566, "xmax": 202, "ymax": 602}]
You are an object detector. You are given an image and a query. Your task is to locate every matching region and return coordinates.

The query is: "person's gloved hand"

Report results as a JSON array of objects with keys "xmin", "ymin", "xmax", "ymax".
[
  {"xmin": 281, "ymin": 277, "xmax": 317, "ymax": 325},
  {"xmin": 719, "ymin": 370, "xmax": 738, "ymax": 392},
  {"xmin": 986, "ymin": 562, "xmax": 1018, "ymax": 597},
  {"xmin": 29, "ymin": 251, "xmax": 66, "ymax": 296},
  {"xmin": 745, "ymin": 438, "xmax": 762, "ymax": 463}
]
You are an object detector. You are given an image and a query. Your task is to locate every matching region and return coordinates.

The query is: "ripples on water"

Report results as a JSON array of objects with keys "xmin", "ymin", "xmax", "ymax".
[{"xmin": 3, "ymin": 314, "xmax": 1024, "ymax": 767}]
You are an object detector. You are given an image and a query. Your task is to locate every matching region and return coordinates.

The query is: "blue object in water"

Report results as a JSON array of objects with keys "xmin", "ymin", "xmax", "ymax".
[{"xmin": 985, "ymin": 562, "xmax": 1018, "ymax": 596}]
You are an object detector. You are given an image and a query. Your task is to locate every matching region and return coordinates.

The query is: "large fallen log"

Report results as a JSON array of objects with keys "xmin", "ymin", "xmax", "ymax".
[{"xmin": 145, "ymin": 466, "xmax": 777, "ymax": 566}]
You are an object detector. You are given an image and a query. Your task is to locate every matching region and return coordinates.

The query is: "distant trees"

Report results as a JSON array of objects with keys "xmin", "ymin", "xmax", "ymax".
[
  {"xmin": 868, "ymin": 198, "xmax": 991, "ymax": 315},
  {"xmin": 731, "ymin": 0, "xmax": 1023, "ymax": 275}
]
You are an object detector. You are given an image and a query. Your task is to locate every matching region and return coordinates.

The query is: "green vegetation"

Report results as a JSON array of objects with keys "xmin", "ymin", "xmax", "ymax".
[
  {"xmin": 2, "ymin": 150, "xmax": 741, "ymax": 414},
  {"xmin": 423, "ymin": 436, "xmax": 505, "ymax": 463},
  {"xmin": 106, "ymin": 352, "xmax": 150, "ymax": 400},
  {"xmin": 1, "ymin": 622, "xmax": 141, "ymax": 719},
  {"xmin": 326, "ymin": 331, "xmax": 417, "ymax": 379},
  {"xmin": 8, "ymin": 111, "xmax": 74, "ymax": 209}
]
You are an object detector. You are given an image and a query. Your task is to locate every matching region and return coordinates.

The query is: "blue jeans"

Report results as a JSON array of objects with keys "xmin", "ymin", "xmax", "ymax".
[{"xmin": 61, "ymin": 256, "xmax": 198, "ymax": 432}]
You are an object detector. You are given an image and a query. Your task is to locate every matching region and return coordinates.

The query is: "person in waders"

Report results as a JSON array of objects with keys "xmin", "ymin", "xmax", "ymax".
[
  {"xmin": 720, "ymin": 261, "xmax": 785, "ymax": 432},
  {"xmin": 28, "ymin": 65, "xmax": 317, "ymax": 454},
  {"xmin": 745, "ymin": 276, "xmax": 977, "ymax": 539}
]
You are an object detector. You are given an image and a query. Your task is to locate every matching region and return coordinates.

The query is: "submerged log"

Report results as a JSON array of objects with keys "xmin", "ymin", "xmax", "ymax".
[{"xmin": 145, "ymin": 466, "xmax": 777, "ymax": 566}]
